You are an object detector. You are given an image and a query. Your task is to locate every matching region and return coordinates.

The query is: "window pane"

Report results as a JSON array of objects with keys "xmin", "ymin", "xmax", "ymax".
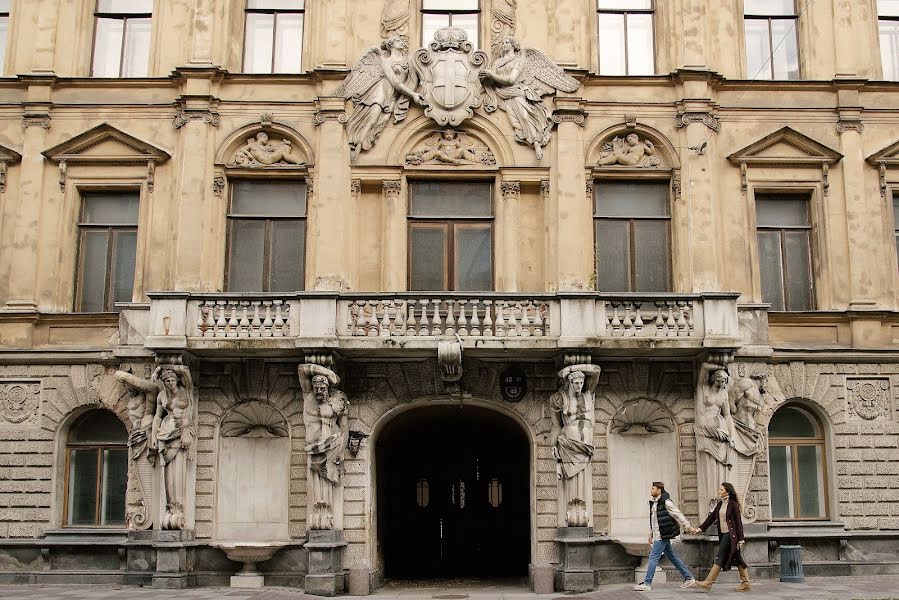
[
  {"xmin": 595, "ymin": 182, "xmax": 668, "ymax": 217},
  {"xmin": 231, "ymin": 181, "xmax": 306, "ymax": 216},
  {"xmin": 744, "ymin": 18, "xmax": 771, "ymax": 78},
  {"xmin": 273, "ymin": 13, "xmax": 303, "ymax": 72},
  {"xmin": 98, "ymin": 0, "xmax": 153, "ymax": 13},
  {"xmin": 769, "ymin": 445, "xmax": 793, "ymax": 518},
  {"xmin": 68, "ymin": 449, "xmax": 99, "ymax": 525},
  {"xmin": 633, "ymin": 220, "xmax": 669, "ymax": 292},
  {"xmin": 796, "ymin": 445, "xmax": 826, "ymax": 518},
  {"xmin": 111, "ymin": 230, "xmax": 137, "ymax": 307},
  {"xmin": 455, "ymin": 225, "xmax": 492, "ymax": 291},
  {"xmin": 598, "ymin": 13, "xmax": 626, "ymax": 75},
  {"xmin": 83, "ymin": 193, "xmax": 140, "ymax": 225},
  {"xmin": 880, "ymin": 0, "xmax": 899, "ymax": 16},
  {"xmin": 757, "ymin": 230, "xmax": 784, "ymax": 311},
  {"xmin": 626, "ymin": 13, "xmax": 654, "ymax": 75},
  {"xmin": 755, "ymin": 196, "xmax": 808, "ymax": 227},
  {"xmin": 244, "ymin": 12, "xmax": 275, "ymax": 73},
  {"xmin": 93, "ymin": 18, "xmax": 125, "ymax": 77},
  {"xmin": 894, "ymin": 195, "xmax": 899, "ymax": 230},
  {"xmin": 410, "ymin": 226, "xmax": 447, "ymax": 291},
  {"xmin": 596, "ymin": 220, "xmax": 630, "ymax": 291},
  {"xmin": 451, "ymin": 13, "xmax": 478, "ymax": 48},
  {"xmin": 0, "ymin": 1, "xmax": 10, "ymax": 12},
  {"xmin": 744, "ymin": 0, "xmax": 795, "ymax": 15},
  {"xmin": 783, "ymin": 230, "xmax": 812, "ymax": 310},
  {"xmin": 121, "ymin": 17, "xmax": 151, "ymax": 77},
  {"xmin": 423, "ymin": 0, "xmax": 479, "ymax": 9},
  {"xmin": 410, "ymin": 182, "xmax": 492, "ymax": 217},
  {"xmin": 70, "ymin": 410, "xmax": 128, "ymax": 443},
  {"xmin": 269, "ymin": 220, "xmax": 305, "ymax": 292},
  {"xmin": 771, "ymin": 19, "xmax": 800, "ymax": 80},
  {"xmin": 598, "ymin": 0, "xmax": 652, "ymax": 8},
  {"xmin": 422, "ymin": 14, "xmax": 450, "ymax": 45},
  {"xmin": 0, "ymin": 17, "xmax": 8, "ymax": 73},
  {"xmin": 228, "ymin": 220, "xmax": 266, "ymax": 291},
  {"xmin": 101, "ymin": 448, "xmax": 128, "ymax": 526},
  {"xmin": 880, "ymin": 20, "xmax": 899, "ymax": 80},
  {"xmin": 80, "ymin": 231, "xmax": 110, "ymax": 313},
  {"xmin": 769, "ymin": 406, "xmax": 818, "ymax": 438},
  {"xmin": 248, "ymin": 0, "xmax": 304, "ymax": 8}
]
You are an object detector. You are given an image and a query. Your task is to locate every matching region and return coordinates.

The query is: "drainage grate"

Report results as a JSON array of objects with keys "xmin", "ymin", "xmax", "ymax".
[{"xmin": 433, "ymin": 595, "xmax": 470, "ymax": 599}]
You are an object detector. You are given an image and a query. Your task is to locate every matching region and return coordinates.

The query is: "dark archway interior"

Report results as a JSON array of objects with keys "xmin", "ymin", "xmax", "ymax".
[{"xmin": 377, "ymin": 405, "xmax": 530, "ymax": 579}]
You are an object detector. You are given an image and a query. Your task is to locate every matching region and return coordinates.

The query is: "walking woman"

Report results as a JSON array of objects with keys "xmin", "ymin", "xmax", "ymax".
[{"xmin": 691, "ymin": 482, "xmax": 751, "ymax": 592}]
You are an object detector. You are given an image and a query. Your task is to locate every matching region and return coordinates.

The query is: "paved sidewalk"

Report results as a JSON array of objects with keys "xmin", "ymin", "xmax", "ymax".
[{"xmin": 0, "ymin": 576, "xmax": 896, "ymax": 600}]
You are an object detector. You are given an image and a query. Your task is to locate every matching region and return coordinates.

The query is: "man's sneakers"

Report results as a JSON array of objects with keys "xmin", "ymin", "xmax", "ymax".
[
  {"xmin": 633, "ymin": 582, "xmax": 652, "ymax": 591},
  {"xmin": 681, "ymin": 578, "xmax": 697, "ymax": 588}
]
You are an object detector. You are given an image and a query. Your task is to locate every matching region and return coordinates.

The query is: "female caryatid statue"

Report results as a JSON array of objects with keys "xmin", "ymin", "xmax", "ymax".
[
  {"xmin": 335, "ymin": 36, "xmax": 426, "ymax": 160},
  {"xmin": 695, "ymin": 361, "xmax": 738, "ymax": 509},
  {"xmin": 479, "ymin": 36, "xmax": 579, "ymax": 159},
  {"xmin": 298, "ymin": 364, "xmax": 349, "ymax": 530},
  {"xmin": 549, "ymin": 363, "xmax": 601, "ymax": 527}
]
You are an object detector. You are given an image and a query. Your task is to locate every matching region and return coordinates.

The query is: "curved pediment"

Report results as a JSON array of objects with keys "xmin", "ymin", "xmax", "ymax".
[
  {"xmin": 388, "ymin": 114, "xmax": 513, "ymax": 167},
  {"xmin": 42, "ymin": 123, "xmax": 170, "ymax": 165},
  {"xmin": 215, "ymin": 120, "xmax": 313, "ymax": 174},
  {"xmin": 728, "ymin": 126, "xmax": 842, "ymax": 167},
  {"xmin": 588, "ymin": 123, "xmax": 679, "ymax": 173}
]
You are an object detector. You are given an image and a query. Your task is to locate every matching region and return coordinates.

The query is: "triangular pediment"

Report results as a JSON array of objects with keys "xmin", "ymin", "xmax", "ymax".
[
  {"xmin": 42, "ymin": 123, "xmax": 170, "ymax": 164},
  {"xmin": 867, "ymin": 139, "xmax": 899, "ymax": 166},
  {"xmin": 0, "ymin": 141, "xmax": 22, "ymax": 164},
  {"xmin": 728, "ymin": 127, "xmax": 842, "ymax": 167}
]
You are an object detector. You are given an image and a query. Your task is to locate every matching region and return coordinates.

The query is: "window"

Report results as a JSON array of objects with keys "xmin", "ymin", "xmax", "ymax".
[
  {"xmin": 226, "ymin": 181, "xmax": 307, "ymax": 292},
  {"xmin": 755, "ymin": 193, "xmax": 814, "ymax": 311},
  {"xmin": 91, "ymin": 0, "xmax": 152, "ymax": 77},
  {"xmin": 596, "ymin": 0, "xmax": 654, "ymax": 75},
  {"xmin": 65, "ymin": 410, "xmax": 128, "ymax": 527},
  {"xmin": 743, "ymin": 0, "xmax": 799, "ymax": 80},
  {"xmin": 0, "ymin": 0, "xmax": 9, "ymax": 73},
  {"xmin": 243, "ymin": 0, "xmax": 305, "ymax": 73},
  {"xmin": 409, "ymin": 181, "xmax": 493, "ymax": 291},
  {"xmin": 880, "ymin": 0, "xmax": 899, "ymax": 79},
  {"xmin": 894, "ymin": 194, "xmax": 899, "ymax": 270},
  {"xmin": 594, "ymin": 181, "xmax": 670, "ymax": 292},
  {"xmin": 76, "ymin": 192, "xmax": 139, "ymax": 313},
  {"xmin": 768, "ymin": 405, "xmax": 828, "ymax": 520},
  {"xmin": 421, "ymin": 0, "xmax": 479, "ymax": 48}
]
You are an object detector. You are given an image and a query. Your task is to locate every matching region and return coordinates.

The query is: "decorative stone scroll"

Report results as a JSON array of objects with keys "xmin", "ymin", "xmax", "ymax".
[
  {"xmin": 490, "ymin": 0, "xmax": 517, "ymax": 59},
  {"xmin": 404, "ymin": 129, "xmax": 495, "ymax": 165},
  {"xmin": 414, "ymin": 27, "xmax": 488, "ymax": 127},
  {"xmin": 227, "ymin": 131, "xmax": 305, "ymax": 168},
  {"xmin": 846, "ymin": 378, "xmax": 890, "ymax": 421},
  {"xmin": 596, "ymin": 133, "xmax": 662, "ymax": 168},
  {"xmin": 0, "ymin": 381, "xmax": 41, "ymax": 426}
]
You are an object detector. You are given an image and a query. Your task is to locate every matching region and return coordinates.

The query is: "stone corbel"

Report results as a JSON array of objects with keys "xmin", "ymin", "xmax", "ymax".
[
  {"xmin": 541, "ymin": 179, "xmax": 550, "ymax": 199},
  {"xmin": 585, "ymin": 179, "xmax": 592, "ymax": 203},
  {"xmin": 212, "ymin": 174, "xmax": 225, "ymax": 197},
  {"xmin": 58, "ymin": 160, "xmax": 67, "ymax": 191},
  {"xmin": 625, "ymin": 114, "xmax": 637, "ymax": 129},
  {"xmin": 740, "ymin": 161, "xmax": 748, "ymax": 196},
  {"xmin": 305, "ymin": 176, "xmax": 314, "ymax": 202},
  {"xmin": 674, "ymin": 111, "xmax": 721, "ymax": 132},
  {"xmin": 880, "ymin": 163, "xmax": 887, "ymax": 199},
  {"xmin": 671, "ymin": 171, "xmax": 681, "ymax": 201},
  {"xmin": 438, "ymin": 337, "xmax": 463, "ymax": 382},
  {"xmin": 351, "ymin": 179, "xmax": 361, "ymax": 197},
  {"xmin": 0, "ymin": 162, "xmax": 6, "ymax": 193},
  {"xmin": 822, "ymin": 163, "xmax": 830, "ymax": 196},
  {"xmin": 147, "ymin": 160, "xmax": 155, "ymax": 192},
  {"xmin": 260, "ymin": 112, "xmax": 274, "ymax": 127}
]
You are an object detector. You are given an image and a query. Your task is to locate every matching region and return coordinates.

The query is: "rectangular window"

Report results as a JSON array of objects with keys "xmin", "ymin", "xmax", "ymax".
[
  {"xmin": 408, "ymin": 181, "xmax": 492, "ymax": 291},
  {"xmin": 91, "ymin": 0, "xmax": 152, "ymax": 77},
  {"xmin": 743, "ymin": 0, "xmax": 799, "ymax": 80},
  {"xmin": 76, "ymin": 192, "xmax": 139, "ymax": 313},
  {"xmin": 596, "ymin": 0, "xmax": 654, "ymax": 75},
  {"xmin": 755, "ymin": 193, "xmax": 814, "ymax": 311},
  {"xmin": 594, "ymin": 181, "xmax": 670, "ymax": 292},
  {"xmin": 243, "ymin": 0, "xmax": 305, "ymax": 73},
  {"xmin": 880, "ymin": 0, "xmax": 899, "ymax": 79},
  {"xmin": 0, "ymin": 0, "xmax": 9, "ymax": 74},
  {"xmin": 422, "ymin": 0, "xmax": 479, "ymax": 48},
  {"xmin": 227, "ymin": 181, "xmax": 307, "ymax": 292}
]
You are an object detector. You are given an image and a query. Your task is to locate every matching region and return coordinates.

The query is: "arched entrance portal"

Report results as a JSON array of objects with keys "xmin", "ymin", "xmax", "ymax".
[{"xmin": 376, "ymin": 405, "xmax": 530, "ymax": 579}]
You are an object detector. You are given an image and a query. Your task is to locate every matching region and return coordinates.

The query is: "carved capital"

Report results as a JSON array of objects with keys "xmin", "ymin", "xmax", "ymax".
[
  {"xmin": 671, "ymin": 173, "xmax": 681, "ymax": 201},
  {"xmin": 0, "ymin": 162, "xmax": 6, "ymax": 193},
  {"xmin": 500, "ymin": 181, "xmax": 520, "ymax": 197},
  {"xmin": 58, "ymin": 160, "xmax": 67, "ymax": 191},
  {"xmin": 585, "ymin": 180, "xmax": 593, "ymax": 199},
  {"xmin": 313, "ymin": 110, "xmax": 348, "ymax": 126},
  {"xmin": 551, "ymin": 110, "xmax": 586, "ymax": 127},
  {"xmin": 540, "ymin": 179, "xmax": 550, "ymax": 197},
  {"xmin": 21, "ymin": 116, "xmax": 50, "ymax": 130},
  {"xmin": 146, "ymin": 160, "xmax": 155, "ymax": 193},
  {"xmin": 837, "ymin": 119, "xmax": 864, "ymax": 133},
  {"xmin": 173, "ymin": 110, "xmax": 220, "ymax": 129},
  {"xmin": 382, "ymin": 179, "xmax": 402, "ymax": 197},
  {"xmin": 305, "ymin": 176, "xmax": 314, "ymax": 197},
  {"xmin": 674, "ymin": 112, "xmax": 721, "ymax": 132},
  {"xmin": 212, "ymin": 175, "xmax": 225, "ymax": 197},
  {"xmin": 351, "ymin": 179, "xmax": 362, "ymax": 195}
]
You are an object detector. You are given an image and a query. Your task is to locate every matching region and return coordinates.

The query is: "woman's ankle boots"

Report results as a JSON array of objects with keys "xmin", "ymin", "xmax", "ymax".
[
  {"xmin": 696, "ymin": 565, "xmax": 721, "ymax": 591},
  {"xmin": 736, "ymin": 566, "xmax": 752, "ymax": 591}
]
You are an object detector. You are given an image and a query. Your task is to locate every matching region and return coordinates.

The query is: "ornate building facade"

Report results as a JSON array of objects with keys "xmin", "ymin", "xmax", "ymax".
[{"xmin": 0, "ymin": 0, "xmax": 898, "ymax": 594}]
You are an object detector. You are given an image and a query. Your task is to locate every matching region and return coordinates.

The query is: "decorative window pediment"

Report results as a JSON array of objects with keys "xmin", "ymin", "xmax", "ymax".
[
  {"xmin": 867, "ymin": 140, "xmax": 899, "ymax": 198},
  {"xmin": 727, "ymin": 126, "xmax": 842, "ymax": 168},
  {"xmin": 41, "ymin": 123, "xmax": 171, "ymax": 165},
  {"xmin": 0, "ymin": 141, "xmax": 22, "ymax": 193},
  {"xmin": 215, "ymin": 120, "xmax": 312, "ymax": 179},
  {"xmin": 403, "ymin": 128, "xmax": 497, "ymax": 169},
  {"xmin": 588, "ymin": 124, "xmax": 679, "ymax": 177}
]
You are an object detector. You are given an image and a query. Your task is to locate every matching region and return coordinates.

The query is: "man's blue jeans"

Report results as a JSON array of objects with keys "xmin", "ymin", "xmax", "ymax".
[{"xmin": 643, "ymin": 539, "xmax": 694, "ymax": 584}]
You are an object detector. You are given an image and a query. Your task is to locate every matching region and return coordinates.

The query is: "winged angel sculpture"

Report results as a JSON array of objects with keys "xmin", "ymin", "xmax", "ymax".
[
  {"xmin": 479, "ymin": 37, "xmax": 579, "ymax": 159},
  {"xmin": 335, "ymin": 36, "xmax": 426, "ymax": 161}
]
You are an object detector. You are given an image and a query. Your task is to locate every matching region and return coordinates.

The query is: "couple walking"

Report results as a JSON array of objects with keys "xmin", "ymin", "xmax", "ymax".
[{"xmin": 633, "ymin": 481, "xmax": 750, "ymax": 593}]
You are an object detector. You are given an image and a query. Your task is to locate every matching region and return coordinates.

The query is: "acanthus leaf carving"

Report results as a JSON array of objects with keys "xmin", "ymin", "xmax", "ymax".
[{"xmin": 404, "ymin": 129, "xmax": 495, "ymax": 166}]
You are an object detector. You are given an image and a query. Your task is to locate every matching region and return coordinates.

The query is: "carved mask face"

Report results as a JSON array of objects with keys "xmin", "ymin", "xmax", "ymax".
[
  {"xmin": 312, "ymin": 376, "xmax": 329, "ymax": 401},
  {"xmin": 567, "ymin": 372, "xmax": 585, "ymax": 394}
]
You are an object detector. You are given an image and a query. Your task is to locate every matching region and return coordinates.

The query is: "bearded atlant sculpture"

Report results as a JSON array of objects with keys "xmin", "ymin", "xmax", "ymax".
[
  {"xmin": 298, "ymin": 363, "xmax": 349, "ymax": 530},
  {"xmin": 115, "ymin": 369, "xmax": 157, "ymax": 531},
  {"xmin": 549, "ymin": 363, "xmax": 601, "ymax": 527},
  {"xmin": 335, "ymin": 36, "xmax": 426, "ymax": 160},
  {"xmin": 480, "ymin": 36, "xmax": 579, "ymax": 159}
]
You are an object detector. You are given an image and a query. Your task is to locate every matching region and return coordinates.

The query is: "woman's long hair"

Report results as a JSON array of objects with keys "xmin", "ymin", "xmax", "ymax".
[{"xmin": 721, "ymin": 482, "xmax": 741, "ymax": 511}]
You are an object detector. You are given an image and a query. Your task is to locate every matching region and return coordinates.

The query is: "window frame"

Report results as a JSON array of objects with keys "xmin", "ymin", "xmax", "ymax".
[
  {"xmin": 742, "ymin": 0, "xmax": 800, "ymax": 80},
  {"xmin": 420, "ymin": 0, "xmax": 481, "ymax": 48},
  {"xmin": 224, "ymin": 179, "xmax": 308, "ymax": 292},
  {"xmin": 879, "ymin": 0, "xmax": 899, "ymax": 80},
  {"xmin": 89, "ymin": 0, "xmax": 153, "ymax": 78},
  {"xmin": 242, "ymin": 0, "xmax": 306, "ymax": 74},
  {"xmin": 767, "ymin": 403, "xmax": 830, "ymax": 521},
  {"xmin": 407, "ymin": 180, "xmax": 494, "ymax": 292},
  {"xmin": 0, "ymin": 1, "xmax": 9, "ymax": 76},
  {"xmin": 74, "ymin": 191, "xmax": 140, "ymax": 313},
  {"xmin": 595, "ymin": 0, "xmax": 656, "ymax": 76}
]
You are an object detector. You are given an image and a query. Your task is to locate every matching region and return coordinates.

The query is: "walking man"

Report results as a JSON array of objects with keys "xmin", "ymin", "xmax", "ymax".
[{"xmin": 633, "ymin": 481, "xmax": 697, "ymax": 591}]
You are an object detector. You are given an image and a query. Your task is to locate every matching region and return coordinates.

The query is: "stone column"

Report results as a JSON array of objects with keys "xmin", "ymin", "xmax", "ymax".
[
  {"xmin": 551, "ymin": 99, "xmax": 591, "ymax": 291},
  {"xmin": 310, "ymin": 98, "xmax": 352, "ymax": 291},
  {"xmin": 381, "ymin": 180, "xmax": 406, "ymax": 291},
  {"xmin": 500, "ymin": 180, "xmax": 520, "ymax": 292}
]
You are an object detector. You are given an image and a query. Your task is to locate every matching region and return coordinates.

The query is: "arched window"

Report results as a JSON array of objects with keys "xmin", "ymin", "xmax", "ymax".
[
  {"xmin": 64, "ymin": 410, "xmax": 128, "ymax": 527},
  {"xmin": 768, "ymin": 404, "xmax": 828, "ymax": 520}
]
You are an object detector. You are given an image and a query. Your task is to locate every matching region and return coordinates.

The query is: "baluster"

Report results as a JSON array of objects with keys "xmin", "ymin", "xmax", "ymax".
[
  {"xmin": 686, "ymin": 302, "xmax": 695, "ymax": 335},
  {"xmin": 609, "ymin": 302, "xmax": 621, "ymax": 336},
  {"xmin": 457, "ymin": 300, "xmax": 468, "ymax": 336},
  {"xmin": 676, "ymin": 301, "xmax": 689, "ymax": 336},
  {"xmin": 482, "ymin": 300, "xmax": 493, "ymax": 336},
  {"xmin": 226, "ymin": 302, "xmax": 239, "ymax": 337},
  {"xmin": 495, "ymin": 301, "xmax": 506, "ymax": 337},
  {"xmin": 507, "ymin": 302, "xmax": 520, "ymax": 337},
  {"xmin": 237, "ymin": 301, "xmax": 250, "ymax": 337},
  {"xmin": 654, "ymin": 301, "xmax": 665, "ymax": 337},
  {"xmin": 430, "ymin": 299, "xmax": 442, "ymax": 335},
  {"xmin": 394, "ymin": 300, "xmax": 406, "ymax": 335},
  {"xmin": 519, "ymin": 300, "xmax": 530, "ymax": 337},
  {"xmin": 633, "ymin": 302, "xmax": 644, "ymax": 336},
  {"xmin": 261, "ymin": 302, "xmax": 274, "ymax": 337},
  {"xmin": 202, "ymin": 301, "xmax": 214, "ymax": 337},
  {"xmin": 444, "ymin": 299, "xmax": 456, "ymax": 335},
  {"xmin": 365, "ymin": 300, "xmax": 378, "ymax": 337},
  {"xmin": 250, "ymin": 301, "xmax": 262, "ymax": 337},
  {"xmin": 215, "ymin": 300, "xmax": 227, "ymax": 337},
  {"xmin": 376, "ymin": 300, "xmax": 389, "ymax": 336},
  {"xmin": 407, "ymin": 301, "xmax": 417, "ymax": 336},
  {"xmin": 196, "ymin": 304, "xmax": 207, "ymax": 337},
  {"xmin": 418, "ymin": 299, "xmax": 430, "ymax": 336},
  {"xmin": 272, "ymin": 300, "xmax": 285, "ymax": 336},
  {"xmin": 666, "ymin": 302, "xmax": 677, "ymax": 337},
  {"xmin": 622, "ymin": 302, "xmax": 633, "ymax": 337},
  {"xmin": 533, "ymin": 301, "xmax": 544, "ymax": 336},
  {"xmin": 466, "ymin": 300, "xmax": 478, "ymax": 336}
]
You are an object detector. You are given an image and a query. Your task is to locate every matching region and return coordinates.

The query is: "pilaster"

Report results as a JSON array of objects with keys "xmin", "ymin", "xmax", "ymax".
[
  {"xmin": 381, "ymin": 180, "xmax": 406, "ymax": 291},
  {"xmin": 500, "ymin": 180, "xmax": 521, "ymax": 292}
]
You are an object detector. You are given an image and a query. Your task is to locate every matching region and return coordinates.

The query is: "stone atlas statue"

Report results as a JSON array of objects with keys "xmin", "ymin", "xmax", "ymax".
[
  {"xmin": 695, "ymin": 360, "xmax": 738, "ymax": 510},
  {"xmin": 115, "ymin": 369, "xmax": 158, "ymax": 531}
]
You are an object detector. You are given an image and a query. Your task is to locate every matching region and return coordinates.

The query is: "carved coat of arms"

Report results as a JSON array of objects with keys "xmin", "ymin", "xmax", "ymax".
[{"xmin": 413, "ymin": 27, "xmax": 487, "ymax": 126}]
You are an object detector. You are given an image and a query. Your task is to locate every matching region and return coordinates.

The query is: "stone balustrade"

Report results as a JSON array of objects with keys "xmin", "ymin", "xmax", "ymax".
[{"xmin": 194, "ymin": 297, "xmax": 295, "ymax": 338}]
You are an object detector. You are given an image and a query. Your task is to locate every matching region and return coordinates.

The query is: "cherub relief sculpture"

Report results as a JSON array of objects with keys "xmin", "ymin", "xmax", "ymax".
[
  {"xmin": 596, "ymin": 133, "xmax": 662, "ymax": 167},
  {"xmin": 404, "ymin": 129, "xmax": 496, "ymax": 165},
  {"xmin": 298, "ymin": 363, "xmax": 349, "ymax": 530},
  {"xmin": 115, "ymin": 369, "xmax": 157, "ymax": 531},
  {"xmin": 335, "ymin": 36, "xmax": 426, "ymax": 161},
  {"xmin": 229, "ymin": 131, "xmax": 305, "ymax": 167},
  {"xmin": 151, "ymin": 364, "xmax": 195, "ymax": 530},
  {"xmin": 479, "ymin": 36, "xmax": 579, "ymax": 159}
]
